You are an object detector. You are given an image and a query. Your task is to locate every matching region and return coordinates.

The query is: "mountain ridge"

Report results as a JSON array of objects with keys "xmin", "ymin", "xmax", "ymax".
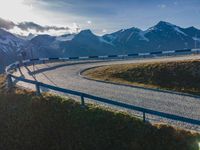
[{"xmin": 0, "ymin": 21, "xmax": 200, "ymax": 72}]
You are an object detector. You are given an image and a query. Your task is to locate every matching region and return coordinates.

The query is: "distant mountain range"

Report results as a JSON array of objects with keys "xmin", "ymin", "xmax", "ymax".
[{"xmin": 0, "ymin": 21, "xmax": 200, "ymax": 72}]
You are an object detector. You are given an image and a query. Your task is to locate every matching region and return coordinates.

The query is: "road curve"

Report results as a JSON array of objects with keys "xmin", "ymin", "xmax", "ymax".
[{"xmin": 14, "ymin": 55, "xmax": 200, "ymax": 130}]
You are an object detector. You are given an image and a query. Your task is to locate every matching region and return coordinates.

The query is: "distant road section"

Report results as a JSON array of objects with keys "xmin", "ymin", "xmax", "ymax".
[{"xmin": 14, "ymin": 55, "xmax": 200, "ymax": 130}]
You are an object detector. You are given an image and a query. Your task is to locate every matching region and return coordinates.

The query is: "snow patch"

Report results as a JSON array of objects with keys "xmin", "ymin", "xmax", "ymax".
[
  {"xmin": 0, "ymin": 36, "xmax": 23, "ymax": 46},
  {"xmin": 193, "ymin": 37, "xmax": 200, "ymax": 42},
  {"xmin": 139, "ymin": 31, "xmax": 149, "ymax": 42},
  {"xmin": 99, "ymin": 37, "xmax": 115, "ymax": 46},
  {"xmin": 163, "ymin": 22, "xmax": 174, "ymax": 26},
  {"xmin": 0, "ymin": 30, "xmax": 24, "ymax": 53},
  {"xmin": 56, "ymin": 34, "xmax": 75, "ymax": 41},
  {"xmin": 126, "ymin": 32, "xmax": 134, "ymax": 42},
  {"xmin": 144, "ymin": 27, "xmax": 163, "ymax": 34},
  {"xmin": 125, "ymin": 30, "xmax": 149, "ymax": 42},
  {"xmin": 147, "ymin": 27, "xmax": 156, "ymax": 31},
  {"xmin": 174, "ymin": 27, "xmax": 187, "ymax": 36},
  {"xmin": 106, "ymin": 35, "xmax": 117, "ymax": 41}
]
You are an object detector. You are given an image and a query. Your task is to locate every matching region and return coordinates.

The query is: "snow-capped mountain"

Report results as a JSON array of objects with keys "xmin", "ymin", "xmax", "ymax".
[
  {"xmin": 1, "ymin": 21, "xmax": 200, "ymax": 72},
  {"xmin": 0, "ymin": 29, "xmax": 25, "ymax": 72},
  {"xmin": 19, "ymin": 21, "xmax": 200, "ymax": 58},
  {"xmin": 59, "ymin": 29, "xmax": 116, "ymax": 56},
  {"xmin": 102, "ymin": 21, "xmax": 199, "ymax": 53},
  {"xmin": 56, "ymin": 34, "xmax": 75, "ymax": 42},
  {"xmin": 0, "ymin": 28, "xmax": 24, "ymax": 52},
  {"xmin": 24, "ymin": 30, "xmax": 116, "ymax": 58}
]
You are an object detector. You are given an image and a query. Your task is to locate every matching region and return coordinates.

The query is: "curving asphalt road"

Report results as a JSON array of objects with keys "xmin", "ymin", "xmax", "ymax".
[{"xmin": 13, "ymin": 55, "xmax": 200, "ymax": 130}]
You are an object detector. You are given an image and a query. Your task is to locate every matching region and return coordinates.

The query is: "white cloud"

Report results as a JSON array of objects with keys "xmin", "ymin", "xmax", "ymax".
[
  {"xmin": 102, "ymin": 29, "xmax": 107, "ymax": 33},
  {"xmin": 71, "ymin": 23, "xmax": 81, "ymax": 33},
  {"xmin": 87, "ymin": 20, "xmax": 92, "ymax": 25},
  {"xmin": 7, "ymin": 22, "xmax": 80, "ymax": 36},
  {"xmin": 8, "ymin": 26, "xmax": 67, "ymax": 36},
  {"xmin": 8, "ymin": 26, "xmax": 30, "ymax": 36},
  {"xmin": 0, "ymin": 0, "xmax": 43, "ymax": 23}
]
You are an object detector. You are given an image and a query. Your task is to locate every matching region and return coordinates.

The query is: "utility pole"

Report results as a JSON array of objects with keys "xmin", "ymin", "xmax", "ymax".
[
  {"xmin": 30, "ymin": 46, "xmax": 35, "ymax": 76},
  {"xmin": 195, "ymin": 34, "xmax": 197, "ymax": 49}
]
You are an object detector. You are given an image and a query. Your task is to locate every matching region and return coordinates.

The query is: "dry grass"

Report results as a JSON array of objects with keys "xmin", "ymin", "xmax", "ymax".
[
  {"xmin": 0, "ymin": 74, "xmax": 200, "ymax": 150},
  {"xmin": 83, "ymin": 59, "xmax": 200, "ymax": 95},
  {"xmin": 0, "ymin": 74, "xmax": 6, "ymax": 92}
]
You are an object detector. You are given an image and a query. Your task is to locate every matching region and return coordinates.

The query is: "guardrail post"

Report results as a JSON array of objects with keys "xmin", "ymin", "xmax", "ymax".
[
  {"xmin": 7, "ymin": 74, "xmax": 13, "ymax": 89},
  {"xmin": 35, "ymin": 82, "xmax": 41, "ymax": 96},
  {"xmin": 143, "ymin": 112, "xmax": 146, "ymax": 123},
  {"xmin": 81, "ymin": 94, "xmax": 85, "ymax": 108}
]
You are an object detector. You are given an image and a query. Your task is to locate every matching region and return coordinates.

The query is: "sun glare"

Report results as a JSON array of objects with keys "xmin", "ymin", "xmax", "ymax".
[
  {"xmin": 0, "ymin": 0, "xmax": 47, "ymax": 24},
  {"xmin": 0, "ymin": 0, "xmax": 30, "ymax": 21},
  {"xmin": 0, "ymin": 0, "xmax": 79, "ymax": 34}
]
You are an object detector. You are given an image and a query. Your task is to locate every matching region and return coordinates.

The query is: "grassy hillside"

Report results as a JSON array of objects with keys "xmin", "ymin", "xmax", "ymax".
[
  {"xmin": 83, "ymin": 59, "xmax": 200, "ymax": 95},
  {"xmin": 0, "ymin": 75, "xmax": 199, "ymax": 150}
]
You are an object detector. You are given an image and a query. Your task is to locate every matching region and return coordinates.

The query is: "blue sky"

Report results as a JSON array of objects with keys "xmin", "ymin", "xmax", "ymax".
[{"xmin": 0, "ymin": 0, "xmax": 200, "ymax": 35}]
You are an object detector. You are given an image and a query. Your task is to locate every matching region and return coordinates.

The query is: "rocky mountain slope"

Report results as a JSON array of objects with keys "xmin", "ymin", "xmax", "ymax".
[{"xmin": 0, "ymin": 21, "xmax": 200, "ymax": 72}]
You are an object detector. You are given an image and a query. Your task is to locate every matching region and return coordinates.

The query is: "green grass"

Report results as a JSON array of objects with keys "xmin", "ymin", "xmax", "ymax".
[
  {"xmin": 83, "ymin": 59, "xmax": 200, "ymax": 95},
  {"xmin": 0, "ymin": 75, "xmax": 200, "ymax": 150}
]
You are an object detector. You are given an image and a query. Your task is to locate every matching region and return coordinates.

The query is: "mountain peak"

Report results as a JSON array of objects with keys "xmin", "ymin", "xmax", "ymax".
[
  {"xmin": 31, "ymin": 34, "xmax": 55, "ymax": 43},
  {"xmin": 146, "ymin": 21, "xmax": 176, "ymax": 32},
  {"xmin": 186, "ymin": 26, "xmax": 198, "ymax": 31},
  {"xmin": 129, "ymin": 27, "xmax": 141, "ymax": 32},
  {"xmin": 79, "ymin": 29, "xmax": 93, "ymax": 35},
  {"xmin": 73, "ymin": 29, "xmax": 98, "ymax": 42},
  {"xmin": 117, "ymin": 27, "xmax": 141, "ymax": 33},
  {"xmin": 76, "ymin": 29, "xmax": 97, "ymax": 38},
  {"xmin": 155, "ymin": 21, "xmax": 175, "ymax": 28}
]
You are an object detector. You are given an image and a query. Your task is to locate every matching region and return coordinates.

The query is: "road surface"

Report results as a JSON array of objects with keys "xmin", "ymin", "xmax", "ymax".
[{"xmin": 13, "ymin": 55, "xmax": 200, "ymax": 130}]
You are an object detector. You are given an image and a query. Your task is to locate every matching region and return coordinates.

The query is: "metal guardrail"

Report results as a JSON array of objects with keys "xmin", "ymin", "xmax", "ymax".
[
  {"xmin": 5, "ymin": 48, "xmax": 200, "ymax": 74},
  {"xmin": 5, "ymin": 48, "xmax": 200, "ymax": 127},
  {"xmin": 7, "ymin": 74, "xmax": 200, "ymax": 126}
]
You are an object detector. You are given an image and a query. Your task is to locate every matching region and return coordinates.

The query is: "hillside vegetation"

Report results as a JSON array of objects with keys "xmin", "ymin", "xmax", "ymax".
[
  {"xmin": 83, "ymin": 59, "xmax": 200, "ymax": 95},
  {"xmin": 0, "ymin": 75, "xmax": 199, "ymax": 150}
]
